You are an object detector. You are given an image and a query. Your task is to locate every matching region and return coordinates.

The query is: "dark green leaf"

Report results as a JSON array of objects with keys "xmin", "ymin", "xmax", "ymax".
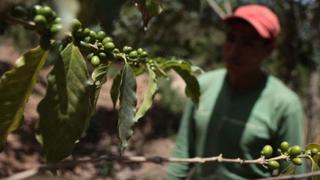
[
  {"xmin": 37, "ymin": 43, "xmax": 96, "ymax": 162},
  {"xmin": 134, "ymin": 66, "xmax": 158, "ymax": 121},
  {"xmin": 118, "ymin": 64, "xmax": 137, "ymax": 150},
  {"xmin": 110, "ymin": 72, "xmax": 122, "ymax": 109},
  {"xmin": 0, "ymin": 47, "xmax": 48, "ymax": 148}
]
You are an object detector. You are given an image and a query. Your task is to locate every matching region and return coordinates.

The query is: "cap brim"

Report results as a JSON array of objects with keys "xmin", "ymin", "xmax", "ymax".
[{"xmin": 223, "ymin": 16, "xmax": 270, "ymax": 39}]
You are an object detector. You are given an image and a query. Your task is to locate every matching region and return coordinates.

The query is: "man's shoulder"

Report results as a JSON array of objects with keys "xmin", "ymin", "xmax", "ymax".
[
  {"xmin": 265, "ymin": 76, "xmax": 300, "ymax": 104},
  {"xmin": 198, "ymin": 68, "xmax": 226, "ymax": 85}
]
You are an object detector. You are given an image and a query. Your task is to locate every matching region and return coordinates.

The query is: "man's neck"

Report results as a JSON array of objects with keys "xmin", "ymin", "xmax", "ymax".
[{"xmin": 227, "ymin": 70, "xmax": 266, "ymax": 91}]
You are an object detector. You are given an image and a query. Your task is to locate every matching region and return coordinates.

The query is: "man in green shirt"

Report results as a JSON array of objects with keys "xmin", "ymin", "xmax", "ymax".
[{"xmin": 167, "ymin": 4, "xmax": 305, "ymax": 180}]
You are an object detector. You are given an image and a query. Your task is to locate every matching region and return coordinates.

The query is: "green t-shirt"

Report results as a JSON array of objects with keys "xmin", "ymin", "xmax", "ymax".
[{"xmin": 167, "ymin": 68, "xmax": 305, "ymax": 180}]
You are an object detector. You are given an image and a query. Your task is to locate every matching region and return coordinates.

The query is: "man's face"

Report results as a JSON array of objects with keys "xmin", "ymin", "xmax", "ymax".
[{"xmin": 223, "ymin": 21, "xmax": 272, "ymax": 76}]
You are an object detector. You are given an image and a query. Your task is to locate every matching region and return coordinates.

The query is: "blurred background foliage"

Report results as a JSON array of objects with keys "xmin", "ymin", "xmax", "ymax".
[{"xmin": 1, "ymin": 0, "xmax": 320, "ymax": 142}]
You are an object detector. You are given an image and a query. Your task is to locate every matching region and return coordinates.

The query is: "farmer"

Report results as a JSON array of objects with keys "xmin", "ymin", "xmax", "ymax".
[{"xmin": 166, "ymin": 4, "xmax": 305, "ymax": 179}]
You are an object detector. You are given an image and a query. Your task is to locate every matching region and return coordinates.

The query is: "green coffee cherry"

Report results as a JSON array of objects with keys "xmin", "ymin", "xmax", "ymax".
[
  {"xmin": 50, "ymin": 24, "xmax": 62, "ymax": 35},
  {"xmin": 99, "ymin": 52, "xmax": 107, "ymax": 59},
  {"xmin": 37, "ymin": 6, "xmax": 53, "ymax": 18},
  {"xmin": 261, "ymin": 145, "xmax": 273, "ymax": 158},
  {"xmin": 104, "ymin": 42, "xmax": 115, "ymax": 50},
  {"xmin": 140, "ymin": 51, "xmax": 148, "ymax": 58},
  {"xmin": 112, "ymin": 48, "xmax": 120, "ymax": 54},
  {"xmin": 34, "ymin": 15, "xmax": 47, "ymax": 26},
  {"xmin": 33, "ymin": 5, "xmax": 42, "ymax": 13},
  {"xmin": 83, "ymin": 28, "xmax": 91, "ymax": 36},
  {"xmin": 102, "ymin": 37, "xmax": 113, "ymax": 44},
  {"xmin": 289, "ymin": 145, "xmax": 302, "ymax": 157},
  {"xmin": 311, "ymin": 148, "xmax": 319, "ymax": 156},
  {"xmin": 267, "ymin": 160, "xmax": 279, "ymax": 170},
  {"xmin": 137, "ymin": 48, "xmax": 144, "ymax": 54},
  {"xmin": 91, "ymin": 56, "xmax": 100, "ymax": 66},
  {"xmin": 123, "ymin": 46, "xmax": 133, "ymax": 53},
  {"xmin": 72, "ymin": 19, "xmax": 82, "ymax": 31},
  {"xmin": 292, "ymin": 157, "xmax": 303, "ymax": 166},
  {"xmin": 89, "ymin": 30, "xmax": 97, "ymax": 39},
  {"xmin": 128, "ymin": 50, "xmax": 138, "ymax": 58},
  {"xmin": 53, "ymin": 17, "xmax": 62, "ymax": 24},
  {"xmin": 280, "ymin": 141, "xmax": 290, "ymax": 152},
  {"xmin": 96, "ymin": 31, "xmax": 106, "ymax": 40}
]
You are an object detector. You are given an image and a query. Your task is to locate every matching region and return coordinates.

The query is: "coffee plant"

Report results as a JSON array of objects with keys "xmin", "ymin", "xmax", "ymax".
[{"xmin": 0, "ymin": 3, "xmax": 200, "ymax": 163}]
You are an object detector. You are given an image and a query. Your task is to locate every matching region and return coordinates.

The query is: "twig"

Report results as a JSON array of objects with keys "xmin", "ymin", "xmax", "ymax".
[
  {"xmin": 206, "ymin": 0, "xmax": 227, "ymax": 19},
  {"xmin": 2, "ymin": 154, "xmax": 288, "ymax": 180},
  {"xmin": 1, "ymin": 14, "xmax": 35, "ymax": 29}
]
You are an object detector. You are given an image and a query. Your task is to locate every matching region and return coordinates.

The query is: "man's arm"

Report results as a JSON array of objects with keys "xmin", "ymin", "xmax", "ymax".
[{"xmin": 166, "ymin": 101, "xmax": 195, "ymax": 180}]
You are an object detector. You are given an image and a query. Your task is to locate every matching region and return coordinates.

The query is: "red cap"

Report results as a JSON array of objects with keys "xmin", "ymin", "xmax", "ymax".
[{"xmin": 224, "ymin": 4, "xmax": 280, "ymax": 40}]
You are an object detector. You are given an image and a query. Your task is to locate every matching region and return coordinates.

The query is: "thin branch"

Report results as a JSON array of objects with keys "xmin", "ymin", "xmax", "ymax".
[
  {"xmin": 1, "ymin": 14, "xmax": 35, "ymax": 29},
  {"xmin": 2, "ymin": 154, "xmax": 290, "ymax": 180},
  {"xmin": 206, "ymin": 0, "xmax": 227, "ymax": 19}
]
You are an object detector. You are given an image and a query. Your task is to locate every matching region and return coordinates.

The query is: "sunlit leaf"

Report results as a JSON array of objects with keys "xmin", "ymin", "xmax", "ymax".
[
  {"xmin": 134, "ymin": 65, "xmax": 157, "ymax": 121},
  {"xmin": 160, "ymin": 59, "xmax": 201, "ymax": 104},
  {"xmin": 90, "ymin": 63, "xmax": 110, "ymax": 104},
  {"xmin": 118, "ymin": 64, "xmax": 137, "ymax": 150},
  {"xmin": 37, "ymin": 43, "xmax": 96, "ymax": 162},
  {"xmin": 0, "ymin": 47, "xmax": 48, "ymax": 149}
]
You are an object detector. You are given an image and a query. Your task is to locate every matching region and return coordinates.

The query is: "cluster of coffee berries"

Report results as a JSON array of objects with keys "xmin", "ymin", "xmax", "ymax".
[
  {"xmin": 69, "ymin": 19, "xmax": 117, "ymax": 66},
  {"xmin": 32, "ymin": 5, "xmax": 62, "ymax": 49},
  {"xmin": 280, "ymin": 142, "xmax": 303, "ymax": 166},
  {"xmin": 260, "ymin": 142, "xmax": 307, "ymax": 170}
]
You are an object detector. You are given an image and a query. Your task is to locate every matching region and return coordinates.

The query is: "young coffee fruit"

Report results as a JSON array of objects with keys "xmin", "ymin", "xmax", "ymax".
[
  {"xmin": 123, "ymin": 46, "xmax": 133, "ymax": 53},
  {"xmin": 128, "ymin": 50, "xmax": 138, "ymax": 59},
  {"xmin": 72, "ymin": 19, "xmax": 82, "ymax": 31},
  {"xmin": 311, "ymin": 148, "xmax": 319, "ymax": 155},
  {"xmin": 34, "ymin": 15, "xmax": 47, "ymax": 26},
  {"xmin": 289, "ymin": 145, "xmax": 302, "ymax": 157},
  {"xmin": 261, "ymin": 145, "xmax": 273, "ymax": 158},
  {"xmin": 50, "ymin": 24, "xmax": 62, "ymax": 35},
  {"xmin": 102, "ymin": 37, "xmax": 113, "ymax": 44},
  {"xmin": 104, "ymin": 42, "xmax": 115, "ymax": 50},
  {"xmin": 91, "ymin": 56, "xmax": 100, "ymax": 66},
  {"xmin": 280, "ymin": 141, "xmax": 289, "ymax": 152},
  {"xmin": 292, "ymin": 157, "xmax": 303, "ymax": 166},
  {"xmin": 37, "ymin": 6, "xmax": 53, "ymax": 19},
  {"xmin": 267, "ymin": 160, "xmax": 279, "ymax": 170},
  {"xmin": 96, "ymin": 31, "xmax": 106, "ymax": 41}
]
